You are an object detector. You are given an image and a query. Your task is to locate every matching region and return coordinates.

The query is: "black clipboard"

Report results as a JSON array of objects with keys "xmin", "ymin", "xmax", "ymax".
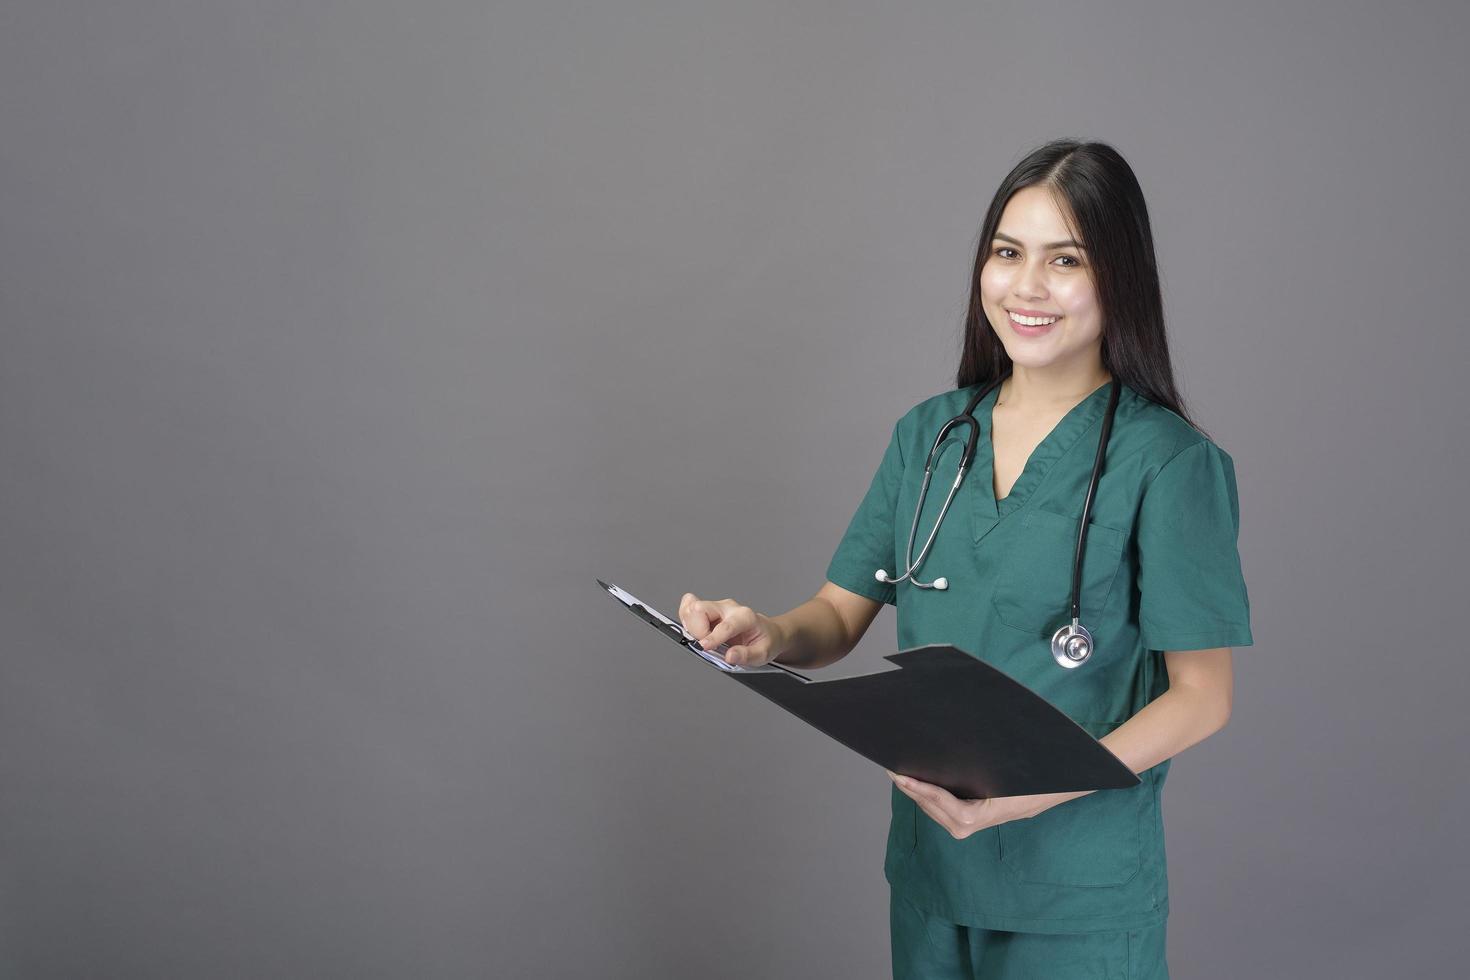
[{"xmin": 599, "ymin": 579, "xmax": 1138, "ymax": 798}]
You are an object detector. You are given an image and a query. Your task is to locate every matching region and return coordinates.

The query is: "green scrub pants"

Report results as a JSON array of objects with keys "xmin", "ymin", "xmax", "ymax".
[{"xmin": 890, "ymin": 890, "xmax": 1169, "ymax": 979}]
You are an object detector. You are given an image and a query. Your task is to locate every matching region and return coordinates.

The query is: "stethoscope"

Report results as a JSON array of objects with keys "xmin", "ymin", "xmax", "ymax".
[{"xmin": 876, "ymin": 371, "xmax": 1122, "ymax": 669}]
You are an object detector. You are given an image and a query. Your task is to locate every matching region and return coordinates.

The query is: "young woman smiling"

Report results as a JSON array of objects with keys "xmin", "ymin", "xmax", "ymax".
[{"xmin": 680, "ymin": 139, "xmax": 1251, "ymax": 979}]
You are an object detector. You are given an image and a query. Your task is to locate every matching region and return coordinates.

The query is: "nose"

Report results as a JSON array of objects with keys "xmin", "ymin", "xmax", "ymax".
[{"xmin": 1014, "ymin": 256, "xmax": 1049, "ymax": 300}]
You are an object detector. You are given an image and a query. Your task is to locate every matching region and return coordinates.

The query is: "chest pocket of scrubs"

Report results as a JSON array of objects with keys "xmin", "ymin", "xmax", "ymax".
[{"xmin": 990, "ymin": 508, "xmax": 1128, "ymax": 634}]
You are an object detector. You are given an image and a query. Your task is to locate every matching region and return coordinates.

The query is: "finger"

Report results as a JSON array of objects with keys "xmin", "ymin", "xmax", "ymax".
[
  {"xmin": 890, "ymin": 776, "xmax": 934, "ymax": 815},
  {"xmin": 700, "ymin": 606, "xmax": 753, "ymax": 652},
  {"xmin": 888, "ymin": 771, "xmax": 924, "ymax": 795},
  {"xmin": 900, "ymin": 776, "xmax": 970, "ymax": 828},
  {"xmin": 731, "ymin": 636, "xmax": 771, "ymax": 667},
  {"xmin": 719, "ymin": 635, "xmax": 754, "ymax": 664},
  {"xmin": 890, "ymin": 773, "xmax": 980, "ymax": 837},
  {"xmin": 902, "ymin": 787, "xmax": 956, "ymax": 837},
  {"xmin": 679, "ymin": 594, "xmax": 717, "ymax": 640}
]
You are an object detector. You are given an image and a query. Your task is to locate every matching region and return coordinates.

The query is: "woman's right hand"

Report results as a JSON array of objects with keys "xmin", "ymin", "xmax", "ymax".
[{"xmin": 678, "ymin": 594, "xmax": 788, "ymax": 667}]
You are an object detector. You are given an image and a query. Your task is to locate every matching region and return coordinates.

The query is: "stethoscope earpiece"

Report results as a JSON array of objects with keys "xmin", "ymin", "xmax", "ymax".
[{"xmin": 880, "ymin": 568, "xmax": 946, "ymax": 589}]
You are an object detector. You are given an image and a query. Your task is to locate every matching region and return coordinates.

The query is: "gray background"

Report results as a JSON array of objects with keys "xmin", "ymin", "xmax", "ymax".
[{"xmin": 2, "ymin": 1, "xmax": 1466, "ymax": 977}]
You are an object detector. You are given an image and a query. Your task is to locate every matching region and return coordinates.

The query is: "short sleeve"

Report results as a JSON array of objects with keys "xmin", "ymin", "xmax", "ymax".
[
  {"xmin": 824, "ymin": 419, "xmax": 904, "ymax": 606},
  {"xmin": 1135, "ymin": 440, "xmax": 1254, "ymax": 651}
]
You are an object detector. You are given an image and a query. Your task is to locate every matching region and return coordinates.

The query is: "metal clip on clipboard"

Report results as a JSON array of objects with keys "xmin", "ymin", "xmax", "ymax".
[{"xmin": 598, "ymin": 578, "xmax": 812, "ymax": 680}]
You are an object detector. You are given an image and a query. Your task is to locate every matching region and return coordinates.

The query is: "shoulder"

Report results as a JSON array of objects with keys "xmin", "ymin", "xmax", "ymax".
[
  {"xmin": 903, "ymin": 385, "xmax": 979, "ymax": 424},
  {"xmin": 1116, "ymin": 388, "xmax": 1244, "ymax": 525},
  {"xmin": 893, "ymin": 384, "xmax": 987, "ymax": 431},
  {"xmin": 1116, "ymin": 383, "xmax": 1234, "ymax": 477},
  {"xmin": 886, "ymin": 386, "xmax": 982, "ymax": 456}
]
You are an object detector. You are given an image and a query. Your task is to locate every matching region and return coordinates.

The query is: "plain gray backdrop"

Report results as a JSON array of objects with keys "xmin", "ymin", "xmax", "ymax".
[{"xmin": 3, "ymin": 2, "xmax": 1467, "ymax": 977}]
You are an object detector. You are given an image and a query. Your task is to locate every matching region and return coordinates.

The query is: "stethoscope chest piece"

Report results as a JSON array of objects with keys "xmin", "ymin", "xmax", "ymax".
[{"xmin": 1051, "ymin": 622, "xmax": 1094, "ymax": 669}]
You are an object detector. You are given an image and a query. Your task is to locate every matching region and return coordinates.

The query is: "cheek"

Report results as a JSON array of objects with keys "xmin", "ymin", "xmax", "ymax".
[
  {"xmin": 1055, "ymin": 283, "xmax": 1099, "ymax": 321},
  {"xmin": 979, "ymin": 264, "xmax": 1011, "ymax": 300}
]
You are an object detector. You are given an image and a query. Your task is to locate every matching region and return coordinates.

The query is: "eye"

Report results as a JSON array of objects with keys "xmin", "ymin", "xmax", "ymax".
[{"xmin": 993, "ymin": 247, "xmax": 1082, "ymax": 267}]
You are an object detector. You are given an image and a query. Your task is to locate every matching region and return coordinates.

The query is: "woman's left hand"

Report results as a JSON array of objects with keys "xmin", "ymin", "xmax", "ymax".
[{"xmin": 885, "ymin": 770, "xmax": 1062, "ymax": 840}]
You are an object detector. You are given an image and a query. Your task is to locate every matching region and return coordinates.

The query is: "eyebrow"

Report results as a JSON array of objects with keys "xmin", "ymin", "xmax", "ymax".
[{"xmin": 994, "ymin": 232, "xmax": 1086, "ymax": 251}]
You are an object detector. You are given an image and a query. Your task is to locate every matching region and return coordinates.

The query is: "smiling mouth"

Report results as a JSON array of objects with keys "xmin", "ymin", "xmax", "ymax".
[{"xmin": 1008, "ymin": 310, "xmax": 1061, "ymax": 327}]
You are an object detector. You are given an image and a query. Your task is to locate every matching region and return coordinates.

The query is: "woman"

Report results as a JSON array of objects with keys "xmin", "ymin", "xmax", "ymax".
[{"xmin": 677, "ymin": 139, "xmax": 1252, "ymax": 979}]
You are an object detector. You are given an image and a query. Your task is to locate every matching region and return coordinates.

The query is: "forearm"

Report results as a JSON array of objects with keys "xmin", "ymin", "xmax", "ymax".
[
  {"xmin": 769, "ymin": 597, "xmax": 853, "ymax": 669},
  {"xmin": 1013, "ymin": 683, "xmax": 1231, "ymax": 817}
]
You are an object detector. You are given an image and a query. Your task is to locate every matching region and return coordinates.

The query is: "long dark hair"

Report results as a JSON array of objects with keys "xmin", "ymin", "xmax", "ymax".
[{"xmin": 956, "ymin": 139, "xmax": 1209, "ymax": 439}]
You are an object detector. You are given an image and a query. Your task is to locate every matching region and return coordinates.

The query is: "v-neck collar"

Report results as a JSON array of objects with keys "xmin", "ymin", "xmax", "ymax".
[{"xmin": 971, "ymin": 378, "xmax": 1117, "ymax": 537}]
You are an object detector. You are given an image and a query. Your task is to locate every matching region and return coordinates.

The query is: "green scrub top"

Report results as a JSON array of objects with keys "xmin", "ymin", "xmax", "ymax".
[{"xmin": 825, "ymin": 379, "xmax": 1254, "ymax": 935}]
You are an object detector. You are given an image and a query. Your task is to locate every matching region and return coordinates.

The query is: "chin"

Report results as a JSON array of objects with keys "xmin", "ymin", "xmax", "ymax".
[{"xmin": 1001, "ymin": 342, "xmax": 1060, "ymax": 366}]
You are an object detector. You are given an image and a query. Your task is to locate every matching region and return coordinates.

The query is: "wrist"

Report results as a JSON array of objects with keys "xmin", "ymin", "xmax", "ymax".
[{"xmin": 763, "ymin": 614, "xmax": 789, "ymax": 663}]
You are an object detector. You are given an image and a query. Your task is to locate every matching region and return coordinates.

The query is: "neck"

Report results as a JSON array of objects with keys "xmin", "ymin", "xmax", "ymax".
[{"xmin": 998, "ymin": 360, "xmax": 1112, "ymax": 412}]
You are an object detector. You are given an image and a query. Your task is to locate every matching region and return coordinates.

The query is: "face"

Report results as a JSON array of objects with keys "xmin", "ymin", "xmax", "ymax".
[{"xmin": 979, "ymin": 185, "xmax": 1104, "ymax": 372}]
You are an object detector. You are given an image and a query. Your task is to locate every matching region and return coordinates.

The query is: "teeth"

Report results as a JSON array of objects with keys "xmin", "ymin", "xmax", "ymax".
[{"xmin": 1010, "ymin": 311, "xmax": 1059, "ymax": 326}]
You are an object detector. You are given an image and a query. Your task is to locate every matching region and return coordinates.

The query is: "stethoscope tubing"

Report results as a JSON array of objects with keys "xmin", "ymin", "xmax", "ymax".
[
  {"xmin": 877, "ymin": 371, "xmax": 1121, "ymax": 668},
  {"xmin": 1070, "ymin": 379, "xmax": 1120, "ymax": 622},
  {"xmin": 882, "ymin": 374, "xmax": 1004, "ymax": 591}
]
